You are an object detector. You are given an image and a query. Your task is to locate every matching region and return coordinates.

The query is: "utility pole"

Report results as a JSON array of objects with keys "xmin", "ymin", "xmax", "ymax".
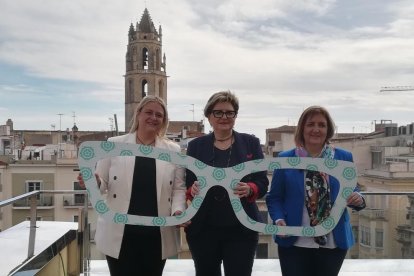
[{"xmin": 190, "ymin": 104, "xmax": 195, "ymax": 121}]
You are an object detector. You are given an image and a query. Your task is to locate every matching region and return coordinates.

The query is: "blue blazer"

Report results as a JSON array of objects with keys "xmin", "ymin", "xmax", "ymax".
[
  {"xmin": 266, "ymin": 147, "xmax": 360, "ymax": 250},
  {"xmin": 185, "ymin": 131, "xmax": 269, "ymax": 235}
]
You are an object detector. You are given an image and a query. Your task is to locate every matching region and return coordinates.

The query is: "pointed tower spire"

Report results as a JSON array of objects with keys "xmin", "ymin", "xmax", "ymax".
[{"xmin": 124, "ymin": 8, "xmax": 168, "ymax": 132}]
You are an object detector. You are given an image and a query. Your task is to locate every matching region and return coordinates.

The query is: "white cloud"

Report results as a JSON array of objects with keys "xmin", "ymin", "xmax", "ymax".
[{"xmin": 1, "ymin": 0, "xmax": 414, "ymax": 141}]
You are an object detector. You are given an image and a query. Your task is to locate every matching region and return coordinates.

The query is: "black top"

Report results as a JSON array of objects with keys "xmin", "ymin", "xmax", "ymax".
[
  {"xmin": 125, "ymin": 156, "xmax": 159, "ymax": 236},
  {"xmin": 204, "ymin": 147, "xmax": 239, "ymax": 226},
  {"xmin": 185, "ymin": 131, "xmax": 269, "ymax": 236}
]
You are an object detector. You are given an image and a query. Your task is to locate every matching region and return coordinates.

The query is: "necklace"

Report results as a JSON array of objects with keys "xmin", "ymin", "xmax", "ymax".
[
  {"xmin": 214, "ymin": 131, "xmax": 233, "ymax": 142},
  {"xmin": 212, "ymin": 135, "xmax": 233, "ymax": 201},
  {"xmin": 136, "ymin": 135, "xmax": 155, "ymax": 146}
]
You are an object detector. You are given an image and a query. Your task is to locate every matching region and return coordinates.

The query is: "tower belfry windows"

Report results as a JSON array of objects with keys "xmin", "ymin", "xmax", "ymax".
[
  {"xmin": 143, "ymin": 48, "xmax": 149, "ymax": 69},
  {"xmin": 142, "ymin": 80, "xmax": 148, "ymax": 98}
]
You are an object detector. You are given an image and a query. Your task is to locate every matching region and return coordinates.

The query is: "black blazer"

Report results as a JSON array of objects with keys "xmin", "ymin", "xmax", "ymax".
[{"xmin": 185, "ymin": 131, "xmax": 269, "ymax": 235}]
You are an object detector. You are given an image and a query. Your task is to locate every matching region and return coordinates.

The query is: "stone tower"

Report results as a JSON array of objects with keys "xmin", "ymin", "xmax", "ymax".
[{"xmin": 125, "ymin": 8, "xmax": 167, "ymax": 132}]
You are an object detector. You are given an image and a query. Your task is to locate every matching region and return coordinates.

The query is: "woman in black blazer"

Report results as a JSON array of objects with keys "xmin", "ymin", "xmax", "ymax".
[{"xmin": 185, "ymin": 91, "xmax": 269, "ymax": 276}]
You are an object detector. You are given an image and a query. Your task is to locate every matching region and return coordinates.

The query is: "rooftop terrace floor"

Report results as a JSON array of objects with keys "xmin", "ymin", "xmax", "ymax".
[{"xmin": 85, "ymin": 259, "xmax": 414, "ymax": 276}]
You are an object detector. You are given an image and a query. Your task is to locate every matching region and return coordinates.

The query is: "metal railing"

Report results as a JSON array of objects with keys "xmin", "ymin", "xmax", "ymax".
[{"xmin": 0, "ymin": 190, "xmax": 90, "ymax": 274}]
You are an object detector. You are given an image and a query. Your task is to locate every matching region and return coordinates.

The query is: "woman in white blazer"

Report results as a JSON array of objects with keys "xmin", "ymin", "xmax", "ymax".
[{"xmin": 81, "ymin": 96, "xmax": 186, "ymax": 276}]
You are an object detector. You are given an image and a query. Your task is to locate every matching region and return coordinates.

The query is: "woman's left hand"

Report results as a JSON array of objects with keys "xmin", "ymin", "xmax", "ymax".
[
  {"xmin": 347, "ymin": 192, "xmax": 364, "ymax": 207},
  {"xmin": 173, "ymin": 210, "xmax": 191, "ymax": 228},
  {"xmin": 234, "ymin": 182, "xmax": 252, "ymax": 198}
]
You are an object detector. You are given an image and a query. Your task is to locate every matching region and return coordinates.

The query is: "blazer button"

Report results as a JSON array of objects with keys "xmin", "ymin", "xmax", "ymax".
[
  {"xmin": 113, "ymin": 194, "xmax": 117, "ymax": 198},
  {"xmin": 114, "ymin": 176, "xmax": 117, "ymax": 180},
  {"xmin": 170, "ymin": 181, "xmax": 172, "ymax": 185},
  {"xmin": 168, "ymin": 198, "xmax": 170, "ymax": 202}
]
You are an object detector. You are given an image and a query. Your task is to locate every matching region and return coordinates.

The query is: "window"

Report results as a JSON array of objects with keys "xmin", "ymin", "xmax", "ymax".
[
  {"xmin": 375, "ymin": 229, "xmax": 384, "ymax": 248},
  {"xmin": 26, "ymin": 180, "xmax": 42, "ymax": 200},
  {"xmin": 256, "ymin": 243, "xmax": 268, "ymax": 259},
  {"xmin": 74, "ymin": 215, "xmax": 79, "ymax": 223},
  {"xmin": 260, "ymin": 211, "xmax": 269, "ymax": 223},
  {"xmin": 361, "ymin": 226, "xmax": 371, "ymax": 246},
  {"xmin": 74, "ymin": 181, "xmax": 85, "ymax": 205},
  {"xmin": 352, "ymin": 225, "xmax": 359, "ymax": 243}
]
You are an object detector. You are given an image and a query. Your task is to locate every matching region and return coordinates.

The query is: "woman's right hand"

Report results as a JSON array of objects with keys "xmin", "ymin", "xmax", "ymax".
[
  {"xmin": 190, "ymin": 181, "xmax": 200, "ymax": 197},
  {"xmin": 78, "ymin": 173, "xmax": 101, "ymax": 189},
  {"xmin": 275, "ymin": 219, "xmax": 288, "ymax": 238}
]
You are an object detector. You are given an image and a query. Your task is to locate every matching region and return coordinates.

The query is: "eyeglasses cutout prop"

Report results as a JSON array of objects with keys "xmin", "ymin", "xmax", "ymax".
[{"xmin": 78, "ymin": 141, "xmax": 357, "ymax": 237}]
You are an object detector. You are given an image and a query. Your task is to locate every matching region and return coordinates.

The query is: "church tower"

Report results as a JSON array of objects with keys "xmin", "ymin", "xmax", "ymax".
[{"xmin": 125, "ymin": 8, "xmax": 167, "ymax": 131}]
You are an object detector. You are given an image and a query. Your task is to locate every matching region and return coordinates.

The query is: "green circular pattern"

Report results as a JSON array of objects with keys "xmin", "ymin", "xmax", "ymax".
[
  {"xmin": 306, "ymin": 164, "xmax": 318, "ymax": 171},
  {"xmin": 80, "ymin": 167, "xmax": 93, "ymax": 181},
  {"xmin": 321, "ymin": 217, "xmax": 335, "ymax": 230},
  {"xmin": 158, "ymin": 153, "xmax": 171, "ymax": 162},
  {"xmin": 176, "ymin": 152, "xmax": 187, "ymax": 159},
  {"xmin": 230, "ymin": 179, "xmax": 240, "ymax": 190},
  {"xmin": 195, "ymin": 160, "xmax": 207, "ymax": 169},
  {"xmin": 264, "ymin": 224, "xmax": 278, "ymax": 234},
  {"xmin": 101, "ymin": 141, "xmax": 115, "ymax": 152},
  {"xmin": 341, "ymin": 187, "xmax": 353, "ymax": 199},
  {"xmin": 139, "ymin": 145, "xmax": 153, "ymax": 155},
  {"xmin": 287, "ymin": 157, "xmax": 301, "ymax": 167},
  {"xmin": 302, "ymin": 226, "xmax": 315, "ymax": 237},
  {"xmin": 268, "ymin": 162, "xmax": 281, "ymax": 171},
  {"xmin": 95, "ymin": 200, "xmax": 109, "ymax": 214},
  {"xmin": 324, "ymin": 158, "xmax": 338, "ymax": 169},
  {"xmin": 79, "ymin": 146, "xmax": 95, "ymax": 160},
  {"xmin": 197, "ymin": 176, "xmax": 207, "ymax": 189},
  {"xmin": 232, "ymin": 163, "xmax": 245, "ymax": 173},
  {"xmin": 175, "ymin": 211, "xmax": 186, "ymax": 219},
  {"xmin": 343, "ymin": 167, "xmax": 356, "ymax": 180},
  {"xmin": 152, "ymin": 217, "xmax": 166, "ymax": 226},
  {"xmin": 231, "ymin": 199, "xmax": 242, "ymax": 212},
  {"xmin": 120, "ymin": 150, "xmax": 133, "ymax": 156},
  {"xmin": 114, "ymin": 213, "xmax": 128, "ymax": 224},
  {"xmin": 192, "ymin": 197, "xmax": 203, "ymax": 209},
  {"xmin": 253, "ymin": 159, "xmax": 263, "ymax": 164},
  {"xmin": 247, "ymin": 216, "xmax": 257, "ymax": 225},
  {"xmin": 212, "ymin": 168, "xmax": 226, "ymax": 181}
]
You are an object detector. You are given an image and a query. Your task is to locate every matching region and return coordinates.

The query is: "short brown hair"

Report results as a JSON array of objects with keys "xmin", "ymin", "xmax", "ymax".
[
  {"xmin": 129, "ymin": 95, "xmax": 169, "ymax": 137},
  {"xmin": 294, "ymin": 106, "xmax": 335, "ymax": 146},
  {"xmin": 203, "ymin": 90, "xmax": 239, "ymax": 117}
]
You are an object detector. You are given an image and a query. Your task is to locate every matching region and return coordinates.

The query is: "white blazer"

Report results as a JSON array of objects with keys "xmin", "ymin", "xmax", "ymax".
[{"xmin": 94, "ymin": 132, "xmax": 186, "ymax": 259}]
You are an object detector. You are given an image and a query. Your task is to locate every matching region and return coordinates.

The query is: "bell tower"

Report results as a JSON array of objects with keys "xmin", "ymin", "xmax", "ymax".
[{"xmin": 125, "ymin": 8, "xmax": 167, "ymax": 131}]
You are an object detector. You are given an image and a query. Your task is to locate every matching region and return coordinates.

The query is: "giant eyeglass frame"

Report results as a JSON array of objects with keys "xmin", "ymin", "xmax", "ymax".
[{"xmin": 78, "ymin": 141, "xmax": 357, "ymax": 237}]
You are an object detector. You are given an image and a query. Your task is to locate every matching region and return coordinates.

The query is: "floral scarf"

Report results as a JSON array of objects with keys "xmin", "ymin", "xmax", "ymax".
[{"xmin": 295, "ymin": 144, "xmax": 335, "ymax": 245}]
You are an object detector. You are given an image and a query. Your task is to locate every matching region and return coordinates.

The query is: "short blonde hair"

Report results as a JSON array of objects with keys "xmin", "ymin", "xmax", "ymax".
[
  {"xmin": 294, "ymin": 106, "xmax": 335, "ymax": 146},
  {"xmin": 129, "ymin": 95, "xmax": 169, "ymax": 137},
  {"xmin": 203, "ymin": 90, "xmax": 239, "ymax": 117}
]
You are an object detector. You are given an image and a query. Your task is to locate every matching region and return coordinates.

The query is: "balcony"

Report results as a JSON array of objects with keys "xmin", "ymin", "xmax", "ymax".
[
  {"xmin": 12, "ymin": 195, "xmax": 54, "ymax": 209},
  {"xmin": 1, "ymin": 191, "xmax": 414, "ymax": 275},
  {"xmin": 359, "ymin": 208, "xmax": 387, "ymax": 220},
  {"xmin": 63, "ymin": 194, "xmax": 92, "ymax": 208}
]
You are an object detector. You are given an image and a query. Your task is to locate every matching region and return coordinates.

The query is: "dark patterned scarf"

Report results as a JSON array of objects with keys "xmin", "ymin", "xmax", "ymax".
[{"xmin": 296, "ymin": 144, "xmax": 334, "ymax": 245}]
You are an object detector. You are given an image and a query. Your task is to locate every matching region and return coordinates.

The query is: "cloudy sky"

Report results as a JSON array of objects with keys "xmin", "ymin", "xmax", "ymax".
[{"xmin": 1, "ymin": 0, "xmax": 414, "ymax": 142}]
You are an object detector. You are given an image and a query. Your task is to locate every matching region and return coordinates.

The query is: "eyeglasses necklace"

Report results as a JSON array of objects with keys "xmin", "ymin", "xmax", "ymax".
[{"xmin": 212, "ymin": 132, "xmax": 233, "ymax": 201}]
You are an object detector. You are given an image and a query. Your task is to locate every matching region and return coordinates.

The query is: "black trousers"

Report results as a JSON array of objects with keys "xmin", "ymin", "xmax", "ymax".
[
  {"xmin": 106, "ymin": 228, "xmax": 166, "ymax": 276},
  {"xmin": 278, "ymin": 246, "xmax": 347, "ymax": 276},
  {"xmin": 187, "ymin": 226, "xmax": 258, "ymax": 276}
]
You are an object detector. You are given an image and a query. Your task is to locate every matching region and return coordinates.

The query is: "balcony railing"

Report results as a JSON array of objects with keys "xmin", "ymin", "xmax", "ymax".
[
  {"xmin": 0, "ymin": 190, "xmax": 90, "ymax": 275},
  {"xmin": 1, "ymin": 191, "xmax": 414, "ymax": 275}
]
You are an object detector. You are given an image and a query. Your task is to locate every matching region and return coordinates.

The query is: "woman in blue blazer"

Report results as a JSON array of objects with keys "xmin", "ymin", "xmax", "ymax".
[
  {"xmin": 185, "ymin": 91, "xmax": 269, "ymax": 276},
  {"xmin": 266, "ymin": 106, "xmax": 365, "ymax": 276}
]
